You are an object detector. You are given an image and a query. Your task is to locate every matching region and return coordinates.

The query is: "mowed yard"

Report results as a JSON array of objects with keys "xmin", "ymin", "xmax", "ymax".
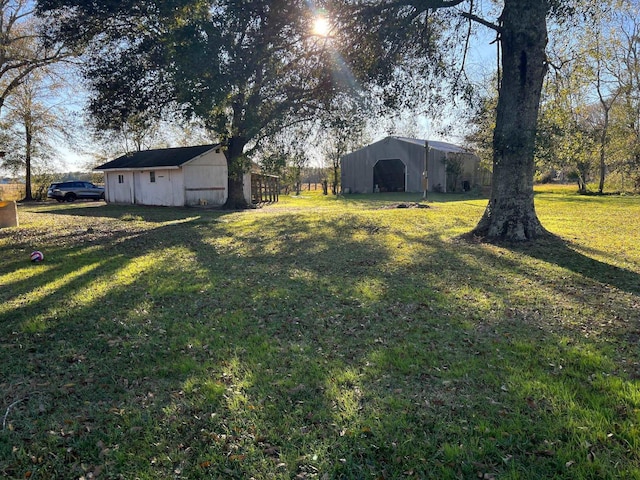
[{"xmin": 1, "ymin": 187, "xmax": 640, "ymax": 479}]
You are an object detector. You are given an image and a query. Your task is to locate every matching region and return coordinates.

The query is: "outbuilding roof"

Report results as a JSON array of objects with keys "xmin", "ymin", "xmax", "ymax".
[
  {"xmin": 95, "ymin": 144, "xmax": 220, "ymax": 170},
  {"xmin": 391, "ymin": 136, "xmax": 472, "ymax": 154}
]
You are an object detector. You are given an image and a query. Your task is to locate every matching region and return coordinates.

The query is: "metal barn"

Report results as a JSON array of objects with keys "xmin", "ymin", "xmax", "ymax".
[{"xmin": 341, "ymin": 136, "xmax": 482, "ymax": 194}]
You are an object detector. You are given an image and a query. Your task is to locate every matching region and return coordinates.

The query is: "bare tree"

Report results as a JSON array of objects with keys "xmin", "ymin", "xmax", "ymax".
[
  {"xmin": 585, "ymin": 13, "xmax": 624, "ymax": 194},
  {"xmin": 610, "ymin": 2, "xmax": 640, "ymax": 190},
  {"xmin": 320, "ymin": 100, "xmax": 368, "ymax": 195},
  {"xmin": 4, "ymin": 71, "xmax": 67, "ymax": 200},
  {"xmin": 0, "ymin": 1, "xmax": 68, "ymax": 116}
]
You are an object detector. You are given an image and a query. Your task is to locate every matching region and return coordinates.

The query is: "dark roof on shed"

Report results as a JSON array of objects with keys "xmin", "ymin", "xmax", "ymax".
[{"xmin": 95, "ymin": 144, "xmax": 220, "ymax": 170}]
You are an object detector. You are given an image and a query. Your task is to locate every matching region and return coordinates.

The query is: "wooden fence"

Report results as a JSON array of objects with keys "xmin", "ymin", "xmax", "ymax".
[
  {"xmin": 251, "ymin": 173, "xmax": 279, "ymax": 204},
  {"xmin": 0, "ymin": 184, "xmax": 24, "ymax": 201}
]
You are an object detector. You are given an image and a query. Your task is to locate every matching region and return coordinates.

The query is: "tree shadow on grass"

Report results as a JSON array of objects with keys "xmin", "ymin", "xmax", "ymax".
[
  {"xmin": 3, "ymin": 205, "xmax": 640, "ymax": 479},
  {"xmin": 1, "ymin": 208, "xmax": 406, "ymax": 478},
  {"xmin": 30, "ymin": 202, "xmax": 228, "ymax": 223},
  {"xmin": 4, "ymin": 204, "xmax": 520, "ymax": 477},
  {"xmin": 507, "ymin": 235, "xmax": 640, "ymax": 297}
]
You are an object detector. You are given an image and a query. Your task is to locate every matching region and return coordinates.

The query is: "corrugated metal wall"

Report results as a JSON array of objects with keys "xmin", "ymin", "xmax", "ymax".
[
  {"xmin": 341, "ymin": 137, "xmax": 480, "ymax": 194},
  {"xmin": 341, "ymin": 137, "xmax": 424, "ymax": 193}
]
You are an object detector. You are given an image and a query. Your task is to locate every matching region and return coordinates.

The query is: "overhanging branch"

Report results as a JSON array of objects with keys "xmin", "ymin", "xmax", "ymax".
[{"xmin": 460, "ymin": 11, "xmax": 502, "ymax": 33}]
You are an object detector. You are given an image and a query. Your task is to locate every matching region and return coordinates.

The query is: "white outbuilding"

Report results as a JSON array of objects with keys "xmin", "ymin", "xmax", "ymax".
[{"xmin": 95, "ymin": 144, "xmax": 268, "ymax": 207}]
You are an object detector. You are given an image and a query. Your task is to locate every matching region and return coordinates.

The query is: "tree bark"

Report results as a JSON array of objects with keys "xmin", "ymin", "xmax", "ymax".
[
  {"xmin": 598, "ymin": 121, "xmax": 606, "ymax": 194},
  {"xmin": 23, "ymin": 124, "xmax": 34, "ymax": 202},
  {"xmin": 597, "ymin": 107, "xmax": 610, "ymax": 194},
  {"xmin": 223, "ymin": 136, "xmax": 249, "ymax": 209},
  {"xmin": 470, "ymin": 0, "xmax": 549, "ymax": 241}
]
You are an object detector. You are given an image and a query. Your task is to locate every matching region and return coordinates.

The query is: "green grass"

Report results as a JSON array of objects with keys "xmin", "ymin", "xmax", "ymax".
[{"xmin": 1, "ymin": 188, "xmax": 640, "ymax": 479}]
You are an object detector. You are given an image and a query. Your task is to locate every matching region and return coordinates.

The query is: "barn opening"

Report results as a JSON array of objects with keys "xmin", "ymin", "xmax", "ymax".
[{"xmin": 373, "ymin": 159, "xmax": 406, "ymax": 192}]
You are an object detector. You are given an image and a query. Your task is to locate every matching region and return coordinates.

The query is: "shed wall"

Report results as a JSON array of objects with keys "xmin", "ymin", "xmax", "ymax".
[
  {"xmin": 342, "ymin": 137, "xmax": 480, "ymax": 194},
  {"xmin": 133, "ymin": 169, "xmax": 183, "ymax": 206},
  {"xmin": 242, "ymin": 172, "xmax": 252, "ymax": 205},
  {"xmin": 183, "ymin": 150, "xmax": 228, "ymax": 206},
  {"xmin": 426, "ymin": 149, "xmax": 446, "ymax": 192},
  {"xmin": 101, "ymin": 147, "xmax": 275, "ymax": 207},
  {"xmin": 105, "ymin": 171, "xmax": 135, "ymax": 204}
]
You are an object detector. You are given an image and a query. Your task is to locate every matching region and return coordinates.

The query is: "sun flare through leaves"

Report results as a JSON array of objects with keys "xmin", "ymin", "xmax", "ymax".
[{"xmin": 312, "ymin": 16, "xmax": 331, "ymax": 37}]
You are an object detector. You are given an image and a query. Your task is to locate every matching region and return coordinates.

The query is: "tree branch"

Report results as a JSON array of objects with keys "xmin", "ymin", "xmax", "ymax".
[
  {"xmin": 355, "ymin": 0, "xmax": 467, "ymax": 18},
  {"xmin": 460, "ymin": 11, "xmax": 502, "ymax": 33},
  {"xmin": 453, "ymin": 0, "xmax": 474, "ymax": 91}
]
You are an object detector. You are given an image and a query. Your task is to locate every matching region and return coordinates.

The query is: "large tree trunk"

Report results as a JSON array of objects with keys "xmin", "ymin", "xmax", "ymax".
[
  {"xmin": 470, "ymin": 0, "xmax": 549, "ymax": 241},
  {"xmin": 223, "ymin": 136, "xmax": 249, "ymax": 209}
]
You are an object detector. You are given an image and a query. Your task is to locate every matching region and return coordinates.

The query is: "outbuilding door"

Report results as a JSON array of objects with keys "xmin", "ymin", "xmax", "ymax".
[{"xmin": 373, "ymin": 159, "xmax": 405, "ymax": 193}]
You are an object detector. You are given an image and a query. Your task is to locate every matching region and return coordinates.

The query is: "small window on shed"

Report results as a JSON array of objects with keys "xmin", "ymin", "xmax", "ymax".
[
  {"xmin": 150, "ymin": 171, "xmax": 156, "ymax": 183},
  {"xmin": 118, "ymin": 174, "xmax": 124, "ymax": 184}
]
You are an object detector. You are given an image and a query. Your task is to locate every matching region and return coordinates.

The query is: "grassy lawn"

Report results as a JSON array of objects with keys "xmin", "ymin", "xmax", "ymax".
[{"xmin": 1, "ymin": 187, "xmax": 639, "ymax": 479}]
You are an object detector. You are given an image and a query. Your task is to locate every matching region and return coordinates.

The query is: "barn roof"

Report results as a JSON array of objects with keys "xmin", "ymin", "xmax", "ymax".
[
  {"xmin": 95, "ymin": 144, "xmax": 220, "ymax": 170},
  {"xmin": 391, "ymin": 136, "xmax": 472, "ymax": 154}
]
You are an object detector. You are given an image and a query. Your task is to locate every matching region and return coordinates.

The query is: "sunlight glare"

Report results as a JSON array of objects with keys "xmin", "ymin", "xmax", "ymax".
[{"xmin": 312, "ymin": 16, "xmax": 331, "ymax": 37}]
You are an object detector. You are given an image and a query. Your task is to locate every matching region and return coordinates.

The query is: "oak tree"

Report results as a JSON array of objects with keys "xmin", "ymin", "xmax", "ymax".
[{"xmin": 38, "ymin": 0, "xmax": 341, "ymax": 208}]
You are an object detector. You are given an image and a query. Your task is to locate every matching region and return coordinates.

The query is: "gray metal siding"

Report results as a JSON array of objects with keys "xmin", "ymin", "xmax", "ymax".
[
  {"xmin": 342, "ymin": 137, "xmax": 426, "ymax": 193},
  {"xmin": 341, "ymin": 137, "xmax": 480, "ymax": 194}
]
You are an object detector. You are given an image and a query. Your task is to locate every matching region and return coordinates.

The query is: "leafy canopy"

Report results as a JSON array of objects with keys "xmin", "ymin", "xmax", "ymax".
[{"xmin": 38, "ymin": 0, "xmax": 341, "ymax": 145}]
